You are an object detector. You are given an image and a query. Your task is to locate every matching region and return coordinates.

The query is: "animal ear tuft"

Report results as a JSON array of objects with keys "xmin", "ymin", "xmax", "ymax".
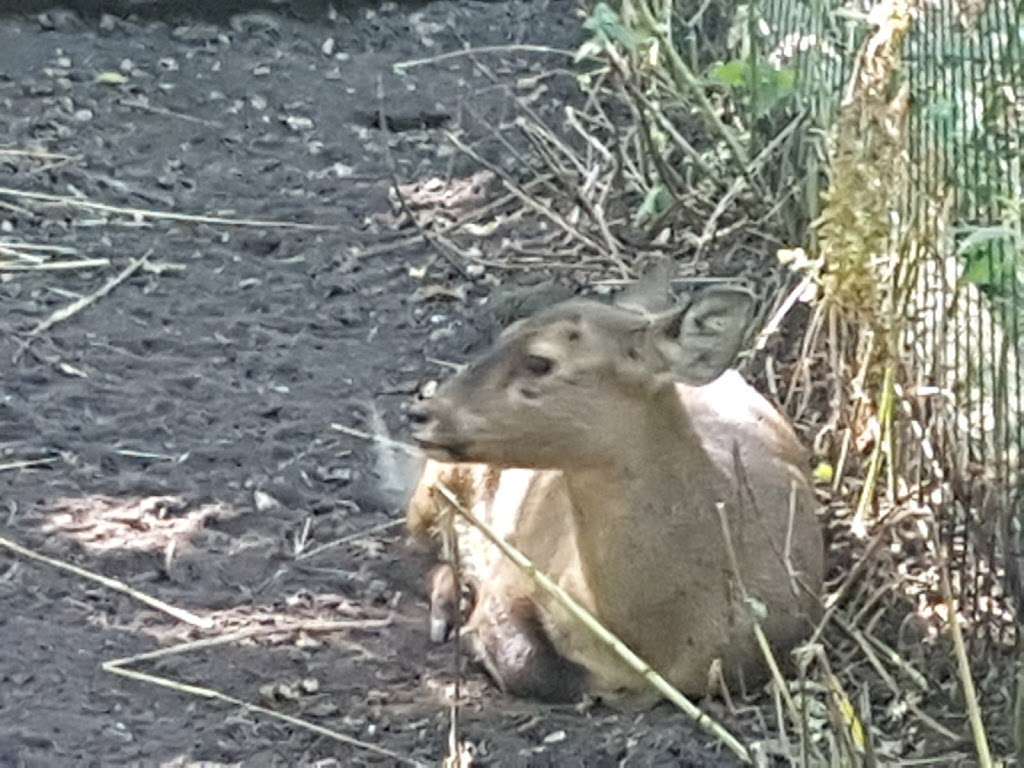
[{"xmin": 653, "ymin": 287, "xmax": 755, "ymax": 385}]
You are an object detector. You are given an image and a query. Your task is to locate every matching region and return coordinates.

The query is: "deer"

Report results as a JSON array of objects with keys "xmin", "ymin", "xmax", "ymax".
[{"xmin": 405, "ymin": 278, "xmax": 824, "ymax": 706}]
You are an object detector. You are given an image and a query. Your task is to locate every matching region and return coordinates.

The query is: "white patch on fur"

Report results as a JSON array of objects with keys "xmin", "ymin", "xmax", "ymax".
[{"xmin": 489, "ymin": 469, "xmax": 534, "ymax": 539}]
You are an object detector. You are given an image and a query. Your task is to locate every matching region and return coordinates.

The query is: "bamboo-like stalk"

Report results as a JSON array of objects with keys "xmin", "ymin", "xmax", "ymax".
[
  {"xmin": 0, "ymin": 258, "xmax": 110, "ymax": 271},
  {"xmin": 433, "ymin": 482, "xmax": 753, "ymax": 765},
  {"xmin": 851, "ymin": 364, "xmax": 894, "ymax": 533},
  {"xmin": 936, "ymin": 538, "xmax": 994, "ymax": 767}
]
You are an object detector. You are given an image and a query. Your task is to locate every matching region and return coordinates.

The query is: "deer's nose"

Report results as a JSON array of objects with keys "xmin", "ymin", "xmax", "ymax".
[{"xmin": 408, "ymin": 401, "xmax": 433, "ymax": 427}]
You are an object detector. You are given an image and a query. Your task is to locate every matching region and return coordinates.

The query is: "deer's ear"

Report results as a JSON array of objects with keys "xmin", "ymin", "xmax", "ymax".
[
  {"xmin": 651, "ymin": 287, "xmax": 755, "ymax": 385},
  {"xmin": 615, "ymin": 256, "xmax": 674, "ymax": 316}
]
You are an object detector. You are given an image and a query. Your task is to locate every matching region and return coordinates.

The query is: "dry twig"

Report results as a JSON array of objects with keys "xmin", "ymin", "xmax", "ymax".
[
  {"xmin": 936, "ymin": 536, "xmax": 994, "ymax": 766},
  {"xmin": 13, "ymin": 250, "xmax": 152, "ymax": 362},
  {"xmin": 0, "ymin": 187, "xmax": 336, "ymax": 230},
  {"xmin": 0, "ymin": 533, "xmax": 213, "ymax": 629},
  {"xmin": 393, "ymin": 44, "xmax": 576, "ymax": 72}
]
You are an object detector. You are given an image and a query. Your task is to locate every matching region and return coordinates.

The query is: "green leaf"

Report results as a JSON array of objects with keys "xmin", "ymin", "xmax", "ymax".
[
  {"xmin": 709, "ymin": 60, "xmax": 747, "ymax": 88},
  {"xmin": 962, "ymin": 251, "xmax": 999, "ymax": 287},
  {"xmin": 582, "ymin": 2, "xmax": 637, "ymax": 51},
  {"xmin": 775, "ymin": 67, "xmax": 797, "ymax": 94},
  {"xmin": 634, "ymin": 184, "xmax": 670, "ymax": 225},
  {"xmin": 958, "ymin": 227, "xmax": 1018, "ymax": 289},
  {"xmin": 708, "ymin": 59, "xmax": 796, "ymax": 117},
  {"xmin": 956, "ymin": 225, "xmax": 1018, "ymax": 257}
]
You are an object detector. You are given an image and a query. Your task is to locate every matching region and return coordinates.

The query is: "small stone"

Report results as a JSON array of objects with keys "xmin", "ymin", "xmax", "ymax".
[
  {"xmin": 253, "ymin": 489, "xmax": 281, "ymax": 513},
  {"xmin": 276, "ymin": 683, "xmax": 301, "ymax": 701},
  {"xmin": 315, "ymin": 466, "xmax": 352, "ymax": 484},
  {"xmin": 103, "ymin": 722, "xmax": 133, "ymax": 743},
  {"xmin": 321, "ymin": 37, "xmax": 335, "ymax": 57},
  {"xmin": 283, "ymin": 115, "xmax": 314, "ymax": 132}
]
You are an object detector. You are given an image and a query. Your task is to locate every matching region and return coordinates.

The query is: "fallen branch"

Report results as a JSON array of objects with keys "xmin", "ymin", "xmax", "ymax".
[
  {"xmin": 394, "ymin": 44, "xmax": 576, "ymax": 72},
  {"xmin": 0, "ymin": 186, "xmax": 337, "ymax": 230},
  {"xmin": 0, "ymin": 258, "xmax": 110, "ymax": 271},
  {"xmin": 0, "ymin": 533, "xmax": 213, "ymax": 629},
  {"xmin": 0, "ymin": 457, "xmax": 59, "ymax": 472},
  {"xmin": 14, "ymin": 250, "xmax": 152, "ymax": 362}
]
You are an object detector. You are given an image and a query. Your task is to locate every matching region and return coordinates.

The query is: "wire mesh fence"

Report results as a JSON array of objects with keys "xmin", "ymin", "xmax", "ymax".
[
  {"xmin": 904, "ymin": 0, "xmax": 1023, "ymax": 648},
  {"xmin": 633, "ymin": 0, "xmax": 1024, "ymax": 755},
  {"xmin": 749, "ymin": 0, "xmax": 1022, "ymax": 634}
]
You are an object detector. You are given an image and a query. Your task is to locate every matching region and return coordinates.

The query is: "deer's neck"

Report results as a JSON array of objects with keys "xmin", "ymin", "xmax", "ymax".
[{"xmin": 562, "ymin": 385, "xmax": 729, "ymax": 635}]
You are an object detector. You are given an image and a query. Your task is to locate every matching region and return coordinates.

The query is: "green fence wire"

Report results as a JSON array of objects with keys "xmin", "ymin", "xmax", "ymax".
[{"xmin": 750, "ymin": 0, "xmax": 1023, "ymax": 641}]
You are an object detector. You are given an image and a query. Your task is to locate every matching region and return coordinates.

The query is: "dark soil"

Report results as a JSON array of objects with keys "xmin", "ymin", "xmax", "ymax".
[{"xmin": 0, "ymin": 2, "xmax": 747, "ymax": 766}]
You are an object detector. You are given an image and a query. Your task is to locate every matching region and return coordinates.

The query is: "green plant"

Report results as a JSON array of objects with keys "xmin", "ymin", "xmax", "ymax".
[{"xmin": 707, "ymin": 58, "xmax": 797, "ymax": 118}]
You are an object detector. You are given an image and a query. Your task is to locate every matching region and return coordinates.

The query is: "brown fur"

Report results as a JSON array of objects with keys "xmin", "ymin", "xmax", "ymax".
[{"xmin": 407, "ymin": 288, "xmax": 824, "ymax": 705}]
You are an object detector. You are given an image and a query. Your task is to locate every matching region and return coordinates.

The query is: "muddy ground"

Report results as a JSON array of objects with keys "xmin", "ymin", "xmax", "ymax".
[{"xmin": 0, "ymin": 1, "xmax": 765, "ymax": 766}]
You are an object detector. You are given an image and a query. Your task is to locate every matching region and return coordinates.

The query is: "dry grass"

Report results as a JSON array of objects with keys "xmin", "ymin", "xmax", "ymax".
[{"xmin": 377, "ymin": 1, "xmax": 1017, "ymax": 763}]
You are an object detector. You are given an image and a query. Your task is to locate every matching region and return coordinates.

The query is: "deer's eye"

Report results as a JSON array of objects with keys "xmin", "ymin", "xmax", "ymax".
[{"xmin": 523, "ymin": 354, "xmax": 554, "ymax": 377}]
